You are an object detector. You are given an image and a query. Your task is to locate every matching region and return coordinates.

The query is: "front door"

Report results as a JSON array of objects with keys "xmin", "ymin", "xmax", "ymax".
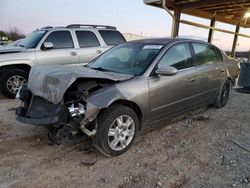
[
  {"xmin": 36, "ymin": 30, "xmax": 78, "ymax": 66},
  {"xmin": 148, "ymin": 42, "xmax": 199, "ymax": 122}
]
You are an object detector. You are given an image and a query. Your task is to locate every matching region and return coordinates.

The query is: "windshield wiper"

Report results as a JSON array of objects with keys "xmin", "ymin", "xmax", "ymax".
[
  {"xmin": 91, "ymin": 67, "xmax": 113, "ymax": 72},
  {"xmin": 18, "ymin": 44, "xmax": 26, "ymax": 47}
]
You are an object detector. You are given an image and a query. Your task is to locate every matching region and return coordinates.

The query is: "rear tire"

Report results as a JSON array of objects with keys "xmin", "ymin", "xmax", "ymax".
[
  {"xmin": 212, "ymin": 80, "xmax": 230, "ymax": 108},
  {"xmin": 1, "ymin": 69, "xmax": 28, "ymax": 99},
  {"xmin": 93, "ymin": 105, "xmax": 139, "ymax": 157}
]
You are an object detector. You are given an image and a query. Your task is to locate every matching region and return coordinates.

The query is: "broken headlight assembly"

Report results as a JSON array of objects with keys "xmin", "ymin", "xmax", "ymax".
[{"xmin": 68, "ymin": 103, "xmax": 85, "ymax": 117}]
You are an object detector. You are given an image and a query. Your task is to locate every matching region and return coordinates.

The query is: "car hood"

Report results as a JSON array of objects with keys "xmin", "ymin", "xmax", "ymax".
[
  {"xmin": 0, "ymin": 46, "xmax": 26, "ymax": 54},
  {"xmin": 28, "ymin": 65, "xmax": 134, "ymax": 104}
]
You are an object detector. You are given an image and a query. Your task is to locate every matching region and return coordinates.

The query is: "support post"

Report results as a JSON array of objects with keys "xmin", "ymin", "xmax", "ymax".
[
  {"xmin": 231, "ymin": 24, "xmax": 240, "ymax": 57},
  {"xmin": 208, "ymin": 17, "xmax": 215, "ymax": 43},
  {"xmin": 171, "ymin": 10, "xmax": 181, "ymax": 38}
]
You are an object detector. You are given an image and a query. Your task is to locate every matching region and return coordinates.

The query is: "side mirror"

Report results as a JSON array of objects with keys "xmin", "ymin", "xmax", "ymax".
[
  {"xmin": 155, "ymin": 66, "xmax": 178, "ymax": 76},
  {"xmin": 41, "ymin": 42, "xmax": 54, "ymax": 50}
]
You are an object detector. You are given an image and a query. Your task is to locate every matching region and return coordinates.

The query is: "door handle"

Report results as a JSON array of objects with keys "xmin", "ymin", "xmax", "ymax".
[
  {"xmin": 70, "ymin": 52, "xmax": 77, "ymax": 56},
  {"xmin": 185, "ymin": 78, "xmax": 196, "ymax": 83},
  {"xmin": 96, "ymin": 50, "xmax": 102, "ymax": 54},
  {"xmin": 216, "ymin": 66, "xmax": 225, "ymax": 73},
  {"xmin": 189, "ymin": 79, "xmax": 196, "ymax": 83}
]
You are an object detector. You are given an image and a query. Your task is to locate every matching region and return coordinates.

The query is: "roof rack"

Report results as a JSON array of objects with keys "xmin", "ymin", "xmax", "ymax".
[
  {"xmin": 66, "ymin": 24, "xmax": 116, "ymax": 30},
  {"xmin": 40, "ymin": 26, "xmax": 53, "ymax": 29}
]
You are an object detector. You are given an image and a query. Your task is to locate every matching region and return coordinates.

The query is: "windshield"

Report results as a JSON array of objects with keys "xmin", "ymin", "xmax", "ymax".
[
  {"xmin": 19, "ymin": 30, "xmax": 47, "ymax": 48},
  {"xmin": 88, "ymin": 43, "xmax": 164, "ymax": 75}
]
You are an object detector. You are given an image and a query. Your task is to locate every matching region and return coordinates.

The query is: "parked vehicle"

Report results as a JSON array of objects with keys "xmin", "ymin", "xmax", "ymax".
[
  {"xmin": 0, "ymin": 24, "xmax": 125, "ymax": 98},
  {"xmin": 16, "ymin": 38, "xmax": 239, "ymax": 156},
  {"xmin": 0, "ymin": 41, "xmax": 8, "ymax": 46},
  {"xmin": 7, "ymin": 38, "xmax": 25, "ymax": 47}
]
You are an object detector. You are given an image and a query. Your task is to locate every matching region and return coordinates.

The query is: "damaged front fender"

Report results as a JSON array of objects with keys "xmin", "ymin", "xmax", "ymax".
[
  {"xmin": 15, "ymin": 79, "xmax": 131, "ymax": 139},
  {"xmin": 78, "ymin": 84, "xmax": 129, "ymax": 135}
]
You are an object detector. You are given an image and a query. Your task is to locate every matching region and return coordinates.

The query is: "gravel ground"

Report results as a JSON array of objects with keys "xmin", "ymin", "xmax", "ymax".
[{"xmin": 0, "ymin": 89, "xmax": 250, "ymax": 188}]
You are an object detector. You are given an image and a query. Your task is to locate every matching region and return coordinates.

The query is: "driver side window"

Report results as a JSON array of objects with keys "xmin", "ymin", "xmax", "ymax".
[
  {"xmin": 158, "ymin": 43, "xmax": 193, "ymax": 70},
  {"xmin": 44, "ymin": 31, "xmax": 74, "ymax": 49}
]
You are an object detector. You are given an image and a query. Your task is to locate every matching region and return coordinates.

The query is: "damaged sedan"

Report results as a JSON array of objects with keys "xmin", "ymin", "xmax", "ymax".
[{"xmin": 16, "ymin": 38, "xmax": 239, "ymax": 156}]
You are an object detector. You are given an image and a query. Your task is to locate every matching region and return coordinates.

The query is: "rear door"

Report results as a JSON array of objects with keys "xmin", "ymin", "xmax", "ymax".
[
  {"xmin": 148, "ymin": 42, "xmax": 199, "ymax": 122},
  {"xmin": 191, "ymin": 42, "xmax": 227, "ymax": 103},
  {"xmin": 75, "ymin": 30, "xmax": 107, "ymax": 66},
  {"xmin": 36, "ymin": 30, "xmax": 78, "ymax": 66}
]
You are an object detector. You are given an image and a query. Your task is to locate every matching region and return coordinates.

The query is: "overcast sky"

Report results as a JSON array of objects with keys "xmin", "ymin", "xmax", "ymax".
[{"xmin": 1, "ymin": 0, "xmax": 250, "ymax": 51}]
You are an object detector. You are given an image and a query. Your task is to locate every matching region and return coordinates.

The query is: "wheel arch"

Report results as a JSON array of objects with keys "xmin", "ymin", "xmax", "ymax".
[
  {"xmin": 0, "ymin": 64, "xmax": 31, "ymax": 75},
  {"xmin": 99, "ymin": 99, "xmax": 143, "ymax": 131}
]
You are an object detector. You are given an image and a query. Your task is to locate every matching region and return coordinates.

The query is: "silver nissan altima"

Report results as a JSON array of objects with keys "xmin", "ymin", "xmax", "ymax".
[{"xmin": 16, "ymin": 38, "xmax": 239, "ymax": 156}]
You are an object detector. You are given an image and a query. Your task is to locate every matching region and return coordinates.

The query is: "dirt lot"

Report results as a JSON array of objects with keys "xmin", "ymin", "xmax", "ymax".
[{"xmin": 0, "ymin": 90, "xmax": 250, "ymax": 188}]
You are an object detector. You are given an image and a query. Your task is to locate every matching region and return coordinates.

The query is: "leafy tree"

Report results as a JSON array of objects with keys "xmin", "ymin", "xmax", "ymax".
[{"xmin": 0, "ymin": 31, "xmax": 7, "ymax": 37}]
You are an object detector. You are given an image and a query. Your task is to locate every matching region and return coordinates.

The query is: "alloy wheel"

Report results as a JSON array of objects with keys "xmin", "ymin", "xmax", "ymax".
[
  {"xmin": 6, "ymin": 75, "xmax": 27, "ymax": 94},
  {"xmin": 107, "ymin": 115, "xmax": 135, "ymax": 151}
]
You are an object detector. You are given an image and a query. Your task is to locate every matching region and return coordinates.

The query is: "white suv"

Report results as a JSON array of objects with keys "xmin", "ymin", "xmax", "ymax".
[{"xmin": 0, "ymin": 24, "xmax": 126, "ymax": 98}]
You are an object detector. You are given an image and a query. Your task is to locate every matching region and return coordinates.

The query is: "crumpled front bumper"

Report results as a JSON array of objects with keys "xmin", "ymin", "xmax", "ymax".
[
  {"xmin": 16, "ymin": 105, "xmax": 68, "ymax": 126},
  {"xmin": 16, "ymin": 114, "xmax": 60, "ymax": 126},
  {"xmin": 15, "ymin": 89, "xmax": 68, "ymax": 126}
]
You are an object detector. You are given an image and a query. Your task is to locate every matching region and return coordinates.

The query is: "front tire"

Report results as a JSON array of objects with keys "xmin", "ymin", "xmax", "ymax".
[
  {"xmin": 0, "ymin": 69, "xmax": 28, "ymax": 99},
  {"xmin": 93, "ymin": 105, "xmax": 139, "ymax": 157},
  {"xmin": 213, "ymin": 80, "xmax": 230, "ymax": 108}
]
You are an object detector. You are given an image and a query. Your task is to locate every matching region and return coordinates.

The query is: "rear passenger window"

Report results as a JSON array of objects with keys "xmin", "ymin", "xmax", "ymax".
[
  {"xmin": 44, "ymin": 31, "xmax": 74, "ymax": 49},
  {"xmin": 158, "ymin": 43, "xmax": 193, "ymax": 70},
  {"xmin": 99, "ymin": 30, "xmax": 125, "ymax": 45},
  {"xmin": 192, "ymin": 43, "xmax": 218, "ymax": 65},
  {"xmin": 76, "ymin": 31, "xmax": 100, "ymax": 48}
]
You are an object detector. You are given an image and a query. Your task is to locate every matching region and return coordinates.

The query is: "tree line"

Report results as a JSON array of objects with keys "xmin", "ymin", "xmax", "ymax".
[{"xmin": 0, "ymin": 27, "xmax": 25, "ymax": 41}]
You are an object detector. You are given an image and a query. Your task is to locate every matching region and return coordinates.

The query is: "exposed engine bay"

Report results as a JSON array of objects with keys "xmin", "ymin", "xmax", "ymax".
[
  {"xmin": 15, "ymin": 65, "xmax": 133, "ymax": 143},
  {"xmin": 16, "ymin": 79, "xmax": 115, "ymax": 143}
]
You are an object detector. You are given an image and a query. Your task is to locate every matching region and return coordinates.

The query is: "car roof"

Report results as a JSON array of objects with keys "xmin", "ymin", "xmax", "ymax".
[
  {"xmin": 38, "ymin": 25, "xmax": 117, "ymax": 32},
  {"xmin": 129, "ymin": 38, "xmax": 206, "ymax": 45}
]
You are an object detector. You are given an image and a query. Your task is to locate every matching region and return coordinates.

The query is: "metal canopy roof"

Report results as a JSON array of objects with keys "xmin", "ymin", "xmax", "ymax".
[{"xmin": 144, "ymin": 0, "xmax": 250, "ymax": 28}]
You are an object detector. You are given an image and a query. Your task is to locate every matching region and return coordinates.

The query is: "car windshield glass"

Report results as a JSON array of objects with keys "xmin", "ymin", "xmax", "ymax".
[
  {"xmin": 87, "ymin": 43, "xmax": 164, "ymax": 76},
  {"xmin": 19, "ymin": 30, "xmax": 47, "ymax": 48}
]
